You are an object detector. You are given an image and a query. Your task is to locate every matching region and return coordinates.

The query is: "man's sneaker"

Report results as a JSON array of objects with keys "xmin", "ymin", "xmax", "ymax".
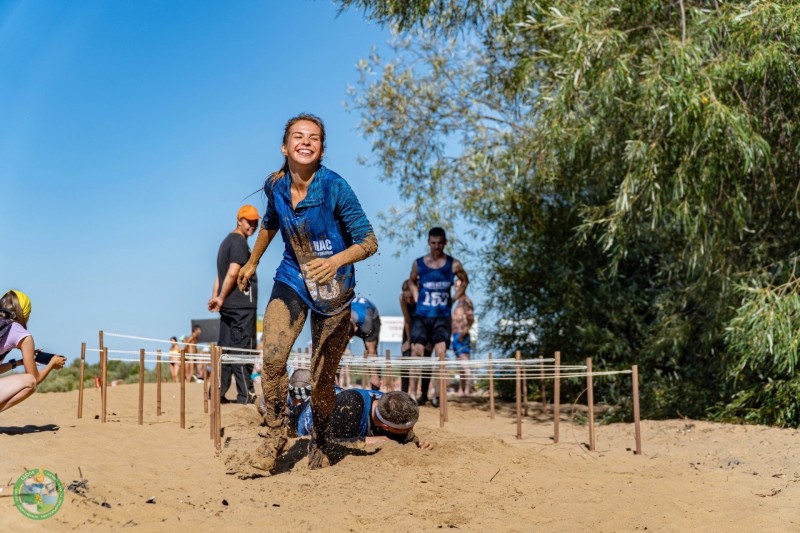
[
  {"xmin": 431, "ymin": 396, "xmax": 440, "ymax": 408},
  {"xmin": 416, "ymin": 395, "xmax": 428, "ymax": 406}
]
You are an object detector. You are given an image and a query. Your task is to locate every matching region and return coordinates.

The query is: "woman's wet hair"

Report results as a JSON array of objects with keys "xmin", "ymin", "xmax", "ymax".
[
  {"xmin": 267, "ymin": 113, "xmax": 326, "ymax": 185},
  {"xmin": 376, "ymin": 391, "xmax": 419, "ymax": 428},
  {"xmin": 0, "ymin": 290, "xmax": 26, "ymax": 329}
]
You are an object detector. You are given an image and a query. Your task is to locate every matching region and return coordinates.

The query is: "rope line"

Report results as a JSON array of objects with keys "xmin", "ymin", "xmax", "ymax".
[
  {"xmin": 101, "ymin": 353, "xmax": 631, "ymax": 380},
  {"xmin": 103, "ymin": 331, "xmax": 261, "ymax": 354}
]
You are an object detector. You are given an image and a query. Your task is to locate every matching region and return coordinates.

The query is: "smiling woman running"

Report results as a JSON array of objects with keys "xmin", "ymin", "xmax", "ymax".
[{"xmin": 237, "ymin": 113, "xmax": 378, "ymax": 470}]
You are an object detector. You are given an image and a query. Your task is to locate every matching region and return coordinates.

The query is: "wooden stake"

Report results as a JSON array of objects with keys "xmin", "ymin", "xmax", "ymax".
[
  {"xmin": 385, "ymin": 349, "xmax": 391, "ymax": 392},
  {"xmin": 205, "ymin": 344, "xmax": 214, "ymax": 416},
  {"xmin": 553, "ymin": 351, "xmax": 561, "ymax": 444},
  {"xmin": 439, "ymin": 350, "xmax": 446, "ymax": 428},
  {"xmin": 522, "ymin": 366, "xmax": 528, "ymax": 417},
  {"xmin": 156, "ymin": 349, "xmax": 162, "ymax": 416},
  {"xmin": 209, "ymin": 346, "xmax": 217, "ymax": 441},
  {"xmin": 98, "ymin": 329, "xmax": 104, "ymax": 423},
  {"xmin": 77, "ymin": 342, "xmax": 86, "ymax": 419},
  {"xmin": 364, "ymin": 349, "xmax": 369, "ymax": 389},
  {"xmin": 203, "ymin": 368, "xmax": 209, "ymax": 414},
  {"xmin": 101, "ymin": 347, "xmax": 108, "ymax": 423},
  {"xmin": 587, "ymin": 357, "xmax": 595, "ymax": 451},
  {"xmin": 442, "ymin": 349, "xmax": 448, "ymax": 422},
  {"xmin": 180, "ymin": 348, "xmax": 186, "ymax": 429},
  {"xmin": 539, "ymin": 355, "xmax": 546, "ymax": 412},
  {"xmin": 488, "ymin": 352, "xmax": 495, "ymax": 419},
  {"xmin": 138, "ymin": 348, "xmax": 145, "ymax": 425},
  {"xmin": 214, "ymin": 346, "xmax": 222, "ymax": 451},
  {"xmin": 515, "ymin": 350, "xmax": 522, "ymax": 439},
  {"xmin": 632, "ymin": 364, "xmax": 642, "ymax": 455}
]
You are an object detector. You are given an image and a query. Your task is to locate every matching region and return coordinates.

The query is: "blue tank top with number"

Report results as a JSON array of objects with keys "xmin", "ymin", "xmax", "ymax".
[{"xmin": 415, "ymin": 255, "xmax": 454, "ymax": 317}]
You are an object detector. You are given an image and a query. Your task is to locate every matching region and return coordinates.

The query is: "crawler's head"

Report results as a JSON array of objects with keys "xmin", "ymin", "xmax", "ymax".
[
  {"xmin": 288, "ymin": 369, "xmax": 312, "ymax": 405},
  {"xmin": 373, "ymin": 391, "xmax": 419, "ymax": 435}
]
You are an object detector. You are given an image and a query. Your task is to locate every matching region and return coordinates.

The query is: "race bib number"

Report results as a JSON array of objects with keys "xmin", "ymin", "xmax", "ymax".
[{"xmin": 422, "ymin": 291, "xmax": 449, "ymax": 308}]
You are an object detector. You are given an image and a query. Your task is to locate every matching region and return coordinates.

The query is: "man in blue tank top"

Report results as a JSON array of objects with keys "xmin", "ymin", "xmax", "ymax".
[{"xmin": 408, "ymin": 227, "xmax": 469, "ymax": 407}]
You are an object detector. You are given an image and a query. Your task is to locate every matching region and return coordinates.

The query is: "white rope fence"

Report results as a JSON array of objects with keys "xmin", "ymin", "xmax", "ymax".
[{"xmin": 90, "ymin": 346, "xmax": 631, "ymax": 381}]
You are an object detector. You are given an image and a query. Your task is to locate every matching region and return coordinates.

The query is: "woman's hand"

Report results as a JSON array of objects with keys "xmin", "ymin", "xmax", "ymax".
[
  {"xmin": 238, "ymin": 261, "xmax": 257, "ymax": 292},
  {"xmin": 303, "ymin": 257, "xmax": 339, "ymax": 284},
  {"xmin": 50, "ymin": 355, "xmax": 66, "ymax": 370}
]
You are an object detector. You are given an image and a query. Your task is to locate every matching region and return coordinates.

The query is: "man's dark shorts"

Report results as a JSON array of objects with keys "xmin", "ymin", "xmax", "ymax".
[{"xmin": 411, "ymin": 315, "xmax": 451, "ymax": 349}]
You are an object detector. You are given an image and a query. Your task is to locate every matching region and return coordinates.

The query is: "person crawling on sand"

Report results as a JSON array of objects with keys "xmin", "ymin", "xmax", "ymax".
[
  {"xmin": 295, "ymin": 388, "xmax": 432, "ymax": 449},
  {"xmin": 237, "ymin": 113, "xmax": 378, "ymax": 471}
]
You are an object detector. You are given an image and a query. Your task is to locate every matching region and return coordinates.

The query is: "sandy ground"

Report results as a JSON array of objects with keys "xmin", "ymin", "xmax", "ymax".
[{"xmin": 1, "ymin": 382, "xmax": 799, "ymax": 532}]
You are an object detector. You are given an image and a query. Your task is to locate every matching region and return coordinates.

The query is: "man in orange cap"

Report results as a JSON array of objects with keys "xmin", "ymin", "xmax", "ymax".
[{"xmin": 208, "ymin": 205, "xmax": 260, "ymax": 404}]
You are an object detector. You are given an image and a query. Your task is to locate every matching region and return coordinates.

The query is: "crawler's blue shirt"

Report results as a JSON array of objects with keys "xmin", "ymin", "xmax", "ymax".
[
  {"xmin": 297, "ymin": 388, "xmax": 383, "ymax": 439},
  {"xmin": 415, "ymin": 255, "xmax": 455, "ymax": 317},
  {"xmin": 264, "ymin": 166, "xmax": 374, "ymax": 315}
]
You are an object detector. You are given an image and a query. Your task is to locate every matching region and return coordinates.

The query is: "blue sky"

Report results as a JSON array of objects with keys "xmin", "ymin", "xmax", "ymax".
[{"xmin": 1, "ymin": 1, "xmax": 483, "ymax": 364}]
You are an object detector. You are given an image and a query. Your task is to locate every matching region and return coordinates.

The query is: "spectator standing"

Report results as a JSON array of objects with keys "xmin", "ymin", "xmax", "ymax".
[
  {"xmin": 451, "ymin": 278, "xmax": 475, "ymax": 395},
  {"xmin": 183, "ymin": 325, "xmax": 202, "ymax": 382},
  {"xmin": 168, "ymin": 336, "xmax": 181, "ymax": 383},
  {"xmin": 400, "ymin": 280, "xmax": 431, "ymax": 398},
  {"xmin": 208, "ymin": 205, "xmax": 259, "ymax": 404}
]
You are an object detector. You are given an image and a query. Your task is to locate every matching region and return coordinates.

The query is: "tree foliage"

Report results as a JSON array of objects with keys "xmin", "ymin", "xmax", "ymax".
[{"xmin": 340, "ymin": 0, "xmax": 800, "ymax": 426}]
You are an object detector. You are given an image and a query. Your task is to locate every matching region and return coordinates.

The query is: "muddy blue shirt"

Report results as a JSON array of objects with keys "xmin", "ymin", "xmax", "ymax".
[
  {"xmin": 415, "ymin": 255, "xmax": 455, "ymax": 317},
  {"xmin": 297, "ymin": 388, "xmax": 381, "ymax": 438},
  {"xmin": 263, "ymin": 166, "xmax": 374, "ymax": 315},
  {"xmin": 296, "ymin": 388, "xmax": 417, "ymax": 444}
]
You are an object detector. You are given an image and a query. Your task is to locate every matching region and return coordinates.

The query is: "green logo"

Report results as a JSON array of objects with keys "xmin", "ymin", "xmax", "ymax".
[{"xmin": 12, "ymin": 468, "xmax": 64, "ymax": 520}]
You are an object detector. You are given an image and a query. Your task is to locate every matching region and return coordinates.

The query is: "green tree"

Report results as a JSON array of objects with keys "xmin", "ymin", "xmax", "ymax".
[{"xmin": 341, "ymin": 0, "xmax": 800, "ymax": 425}]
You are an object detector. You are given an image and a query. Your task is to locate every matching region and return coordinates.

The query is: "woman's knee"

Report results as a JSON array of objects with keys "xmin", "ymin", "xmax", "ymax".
[{"xmin": 22, "ymin": 373, "xmax": 37, "ymax": 391}]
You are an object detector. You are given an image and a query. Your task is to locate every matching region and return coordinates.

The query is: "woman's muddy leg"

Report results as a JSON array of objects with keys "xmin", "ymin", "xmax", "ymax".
[
  {"xmin": 261, "ymin": 297, "xmax": 306, "ymax": 430},
  {"xmin": 252, "ymin": 286, "xmax": 307, "ymax": 470},
  {"xmin": 308, "ymin": 306, "xmax": 350, "ymax": 458}
]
